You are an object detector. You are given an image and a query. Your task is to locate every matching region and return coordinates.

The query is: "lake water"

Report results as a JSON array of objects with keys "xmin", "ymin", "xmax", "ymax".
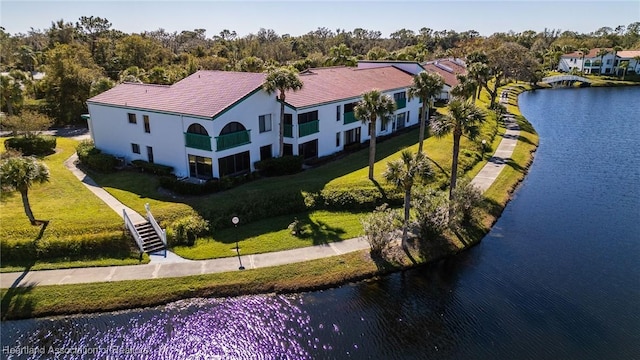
[{"xmin": 2, "ymin": 86, "xmax": 639, "ymax": 359}]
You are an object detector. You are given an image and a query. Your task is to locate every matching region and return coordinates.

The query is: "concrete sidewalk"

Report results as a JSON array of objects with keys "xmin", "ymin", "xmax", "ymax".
[
  {"xmin": 1, "ymin": 89, "xmax": 521, "ymax": 288},
  {"xmin": 471, "ymin": 88, "xmax": 521, "ymax": 192}
]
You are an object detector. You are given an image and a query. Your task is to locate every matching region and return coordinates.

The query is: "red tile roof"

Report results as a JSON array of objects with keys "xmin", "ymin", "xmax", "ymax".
[
  {"xmin": 285, "ymin": 66, "xmax": 414, "ymax": 108},
  {"xmin": 422, "ymin": 64, "xmax": 459, "ymax": 87},
  {"xmin": 88, "ymin": 70, "xmax": 266, "ymax": 118},
  {"xmin": 562, "ymin": 48, "xmax": 612, "ymax": 59},
  {"xmin": 617, "ymin": 50, "xmax": 640, "ymax": 58}
]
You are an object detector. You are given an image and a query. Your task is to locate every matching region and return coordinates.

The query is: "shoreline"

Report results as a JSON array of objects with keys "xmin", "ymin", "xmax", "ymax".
[{"xmin": 2, "ymin": 83, "xmax": 539, "ymax": 321}]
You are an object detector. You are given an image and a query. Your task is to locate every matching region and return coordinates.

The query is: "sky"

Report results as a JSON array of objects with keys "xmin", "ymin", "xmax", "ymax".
[{"xmin": 1, "ymin": 0, "xmax": 639, "ymax": 38}]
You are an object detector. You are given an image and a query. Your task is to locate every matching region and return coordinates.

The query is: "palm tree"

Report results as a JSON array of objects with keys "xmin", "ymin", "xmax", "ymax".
[
  {"xmin": 430, "ymin": 98, "xmax": 486, "ymax": 199},
  {"xmin": 383, "ymin": 150, "xmax": 433, "ymax": 248},
  {"xmin": 407, "ymin": 71, "xmax": 444, "ymax": 153},
  {"xmin": 619, "ymin": 60, "xmax": 630, "ymax": 80},
  {"xmin": 0, "ymin": 156, "xmax": 50, "ymax": 225},
  {"xmin": 578, "ymin": 47, "xmax": 590, "ymax": 74},
  {"xmin": 596, "ymin": 48, "xmax": 610, "ymax": 75},
  {"xmin": 612, "ymin": 45, "xmax": 623, "ymax": 76},
  {"xmin": 450, "ymin": 74, "xmax": 477, "ymax": 101},
  {"xmin": 354, "ymin": 90, "xmax": 397, "ymax": 180},
  {"xmin": 263, "ymin": 66, "xmax": 303, "ymax": 157},
  {"xmin": 0, "ymin": 74, "xmax": 23, "ymax": 116},
  {"xmin": 467, "ymin": 62, "xmax": 489, "ymax": 102},
  {"xmin": 634, "ymin": 56, "xmax": 640, "ymax": 74}
]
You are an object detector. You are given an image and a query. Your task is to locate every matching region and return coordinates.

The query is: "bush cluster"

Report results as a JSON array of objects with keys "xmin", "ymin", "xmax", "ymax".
[
  {"xmin": 206, "ymin": 190, "xmax": 308, "ymax": 230},
  {"xmin": 4, "ymin": 135, "xmax": 56, "ymax": 156},
  {"xmin": 131, "ymin": 160, "xmax": 173, "ymax": 176},
  {"xmin": 159, "ymin": 173, "xmax": 260, "ymax": 196},
  {"xmin": 168, "ymin": 214, "xmax": 210, "ymax": 246},
  {"xmin": 1, "ymin": 232, "xmax": 130, "ymax": 263},
  {"xmin": 254, "ymin": 155, "xmax": 303, "ymax": 176},
  {"xmin": 361, "ymin": 204, "xmax": 399, "ymax": 258},
  {"xmin": 76, "ymin": 140, "xmax": 117, "ymax": 173},
  {"xmin": 319, "ymin": 186, "xmax": 402, "ymax": 210}
]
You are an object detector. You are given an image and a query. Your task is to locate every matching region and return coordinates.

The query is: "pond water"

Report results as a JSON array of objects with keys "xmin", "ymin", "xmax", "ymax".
[{"xmin": 2, "ymin": 86, "xmax": 639, "ymax": 359}]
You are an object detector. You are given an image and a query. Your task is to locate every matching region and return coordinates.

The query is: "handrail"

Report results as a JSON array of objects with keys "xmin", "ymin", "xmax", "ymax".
[
  {"xmin": 145, "ymin": 203, "xmax": 167, "ymax": 249},
  {"xmin": 124, "ymin": 209, "xmax": 144, "ymax": 254}
]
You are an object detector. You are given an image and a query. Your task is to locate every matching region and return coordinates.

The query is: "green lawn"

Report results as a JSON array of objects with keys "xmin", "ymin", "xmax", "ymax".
[
  {"xmin": 0, "ymin": 138, "xmax": 146, "ymax": 270},
  {"xmin": 173, "ymin": 210, "xmax": 366, "ymax": 259}
]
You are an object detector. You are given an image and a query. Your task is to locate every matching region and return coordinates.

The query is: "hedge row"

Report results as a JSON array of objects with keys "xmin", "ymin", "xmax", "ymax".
[
  {"xmin": 4, "ymin": 136, "xmax": 56, "ymax": 156},
  {"xmin": 131, "ymin": 160, "xmax": 173, "ymax": 176},
  {"xmin": 76, "ymin": 141, "xmax": 118, "ymax": 173},
  {"xmin": 159, "ymin": 172, "xmax": 260, "ymax": 196},
  {"xmin": 1, "ymin": 232, "xmax": 131, "ymax": 263},
  {"xmin": 254, "ymin": 155, "xmax": 303, "ymax": 176}
]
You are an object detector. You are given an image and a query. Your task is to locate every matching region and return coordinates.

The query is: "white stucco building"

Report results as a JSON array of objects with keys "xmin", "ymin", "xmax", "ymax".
[
  {"xmin": 86, "ymin": 66, "xmax": 422, "ymax": 179},
  {"xmin": 558, "ymin": 48, "xmax": 617, "ymax": 74}
]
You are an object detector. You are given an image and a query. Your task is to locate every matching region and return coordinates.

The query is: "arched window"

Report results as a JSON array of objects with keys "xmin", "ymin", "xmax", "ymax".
[
  {"xmin": 584, "ymin": 60, "xmax": 591, "ymax": 66},
  {"xmin": 220, "ymin": 121, "xmax": 246, "ymax": 136},
  {"xmin": 187, "ymin": 123, "xmax": 209, "ymax": 136}
]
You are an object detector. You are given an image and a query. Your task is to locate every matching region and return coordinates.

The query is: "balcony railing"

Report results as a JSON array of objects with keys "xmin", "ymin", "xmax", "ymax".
[
  {"xmin": 215, "ymin": 130, "xmax": 251, "ymax": 151},
  {"xmin": 299, "ymin": 120, "xmax": 319, "ymax": 137},
  {"xmin": 283, "ymin": 124, "xmax": 293, "ymax": 138},
  {"xmin": 344, "ymin": 111, "xmax": 358, "ymax": 125},
  {"xmin": 184, "ymin": 132, "xmax": 212, "ymax": 151},
  {"xmin": 396, "ymin": 98, "xmax": 407, "ymax": 109}
]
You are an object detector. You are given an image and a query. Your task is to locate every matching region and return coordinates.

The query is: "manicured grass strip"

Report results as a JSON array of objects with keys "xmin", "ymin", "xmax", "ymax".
[
  {"xmin": 0, "ymin": 251, "xmax": 381, "ymax": 320},
  {"xmin": 0, "ymin": 255, "xmax": 149, "ymax": 273},
  {"xmin": 173, "ymin": 211, "xmax": 366, "ymax": 260}
]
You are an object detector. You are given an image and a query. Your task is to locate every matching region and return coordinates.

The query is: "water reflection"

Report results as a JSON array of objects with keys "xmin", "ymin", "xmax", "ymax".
[{"xmin": 3, "ymin": 296, "xmax": 317, "ymax": 359}]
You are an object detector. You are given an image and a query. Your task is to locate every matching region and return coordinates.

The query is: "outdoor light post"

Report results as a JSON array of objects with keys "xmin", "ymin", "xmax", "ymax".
[{"xmin": 232, "ymin": 216, "xmax": 245, "ymax": 270}]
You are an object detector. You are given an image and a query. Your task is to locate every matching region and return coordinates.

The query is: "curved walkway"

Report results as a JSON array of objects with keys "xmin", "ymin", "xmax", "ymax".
[{"xmin": 1, "ymin": 94, "xmax": 521, "ymax": 289}]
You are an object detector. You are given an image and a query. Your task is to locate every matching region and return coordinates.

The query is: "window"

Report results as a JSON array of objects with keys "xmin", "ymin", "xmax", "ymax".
[
  {"xmin": 344, "ymin": 102, "xmax": 356, "ymax": 113},
  {"xmin": 187, "ymin": 123, "xmax": 209, "ymax": 135},
  {"xmin": 189, "ymin": 155, "xmax": 213, "ymax": 179},
  {"xmin": 381, "ymin": 116, "xmax": 389, "ymax": 132},
  {"xmin": 298, "ymin": 110, "xmax": 318, "ymax": 124},
  {"xmin": 298, "ymin": 139, "xmax": 318, "ymax": 160},
  {"xmin": 394, "ymin": 92, "xmax": 406, "ymax": 102},
  {"xmin": 220, "ymin": 121, "xmax": 246, "ymax": 135},
  {"xmin": 259, "ymin": 114, "xmax": 272, "ymax": 133},
  {"xmin": 143, "ymin": 115, "xmax": 150, "ymax": 133},
  {"xmin": 283, "ymin": 143, "xmax": 293, "ymax": 156},
  {"xmin": 396, "ymin": 113, "xmax": 406, "ymax": 129},
  {"xmin": 606, "ymin": 59, "xmax": 612, "ymax": 64},
  {"xmin": 345, "ymin": 127, "xmax": 361, "ymax": 145},
  {"xmin": 147, "ymin": 146, "xmax": 154, "ymax": 163},
  {"xmin": 260, "ymin": 145, "xmax": 272, "ymax": 160},
  {"xmin": 128, "ymin": 113, "xmax": 137, "ymax": 124},
  {"xmin": 336, "ymin": 132, "xmax": 340, "ymax": 147},
  {"xmin": 336, "ymin": 105, "xmax": 341, "ymax": 121},
  {"xmin": 218, "ymin": 151, "xmax": 250, "ymax": 177},
  {"xmin": 407, "ymin": 111, "xmax": 410, "ymax": 123},
  {"xmin": 131, "ymin": 143, "xmax": 140, "ymax": 154}
]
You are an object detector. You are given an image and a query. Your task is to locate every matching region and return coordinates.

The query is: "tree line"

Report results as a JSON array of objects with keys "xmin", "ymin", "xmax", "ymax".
[{"xmin": 1, "ymin": 17, "xmax": 639, "ymax": 125}]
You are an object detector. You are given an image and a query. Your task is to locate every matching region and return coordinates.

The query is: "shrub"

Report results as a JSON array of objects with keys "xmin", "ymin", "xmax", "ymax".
[
  {"xmin": 159, "ymin": 176, "xmax": 224, "ymax": 196},
  {"xmin": 168, "ymin": 214, "xmax": 210, "ymax": 246},
  {"xmin": 449, "ymin": 180, "xmax": 484, "ymax": 231},
  {"xmin": 412, "ymin": 187, "xmax": 450, "ymax": 239},
  {"xmin": 4, "ymin": 135, "xmax": 56, "ymax": 156},
  {"xmin": 1, "ymin": 232, "xmax": 130, "ymax": 263},
  {"xmin": 361, "ymin": 204, "xmax": 398, "ymax": 258},
  {"xmin": 131, "ymin": 160, "xmax": 173, "ymax": 176},
  {"xmin": 207, "ymin": 190, "xmax": 307, "ymax": 230},
  {"xmin": 254, "ymin": 155, "xmax": 303, "ymax": 176},
  {"xmin": 319, "ymin": 186, "xmax": 402, "ymax": 210},
  {"xmin": 288, "ymin": 217, "xmax": 303, "ymax": 236},
  {"xmin": 76, "ymin": 141, "xmax": 117, "ymax": 173}
]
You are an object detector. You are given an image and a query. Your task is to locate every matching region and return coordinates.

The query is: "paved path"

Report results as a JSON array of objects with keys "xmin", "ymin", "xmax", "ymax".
[
  {"xmin": 1, "ymin": 92, "xmax": 521, "ymax": 289},
  {"xmin": 471, "ymin": 88, "xmax": 521, "ymax": 192}
]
